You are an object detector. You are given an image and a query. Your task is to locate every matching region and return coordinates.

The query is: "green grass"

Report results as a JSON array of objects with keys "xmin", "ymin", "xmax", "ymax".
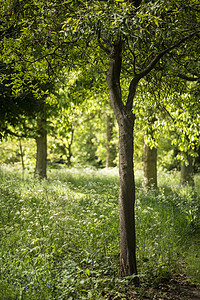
[{"xmin": 0, "ymin": 165, "xmax": 199, "ymax": 299}]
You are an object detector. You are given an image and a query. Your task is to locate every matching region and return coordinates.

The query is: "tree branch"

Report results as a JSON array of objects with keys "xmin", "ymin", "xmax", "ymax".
[
  {"xmin": 97, "ymin": 32, "xmax": 111, "ymax": 55},
  {"xmin": 126, "ymin": 38, "xmax": 137, "ymax": 75},
  {"xmin": 138, "ymin": 30, "xmax": 200, "ymax": 80},
  {"xmin": 20, "ymin": 39, "xmax": 78, "ymax": 64},
  {"xmin": 2, "ymin": 129, "xmax": 27, "ymax": 138},
  {"xmin": 178, "ymin": 73, "xmax": 199, "ymax": 81},
  {"xmin": 126, "ymin": 30, "xmax": 200, "ymax": 110},
  {"xmin": 106, "ymin": 39, "xmax": 125, "ymax": 116},
  {"xmin": 159, "ymin": 104, "xmax": 175, "ymax": 122}
]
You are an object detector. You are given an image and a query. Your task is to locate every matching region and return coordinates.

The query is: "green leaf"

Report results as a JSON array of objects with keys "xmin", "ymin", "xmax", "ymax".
[{"xmin": 85, "ymin": 268, "xmax": 90, "ymax": 276}]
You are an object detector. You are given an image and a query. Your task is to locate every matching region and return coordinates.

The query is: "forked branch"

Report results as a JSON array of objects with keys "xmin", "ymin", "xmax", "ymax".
[{"xmin": 126, "ymin": 30, "xmax": 200, "ymax": 110}]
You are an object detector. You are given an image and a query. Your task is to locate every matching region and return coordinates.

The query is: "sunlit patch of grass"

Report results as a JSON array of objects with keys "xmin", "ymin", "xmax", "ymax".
[
  {"xmin": 135, "ymin": 169, "xmax": 200, "ymax": 286},
  {"xmin": 0, "ymin": 164, "xmax": 199, "ymax": 299},
  {"xmin": 0, "ymin": 165, "xmax": 120, "ymax": 299},
  {"xmin": 183, "ymin": 236, "xmax": 200, "ymax": 283}
]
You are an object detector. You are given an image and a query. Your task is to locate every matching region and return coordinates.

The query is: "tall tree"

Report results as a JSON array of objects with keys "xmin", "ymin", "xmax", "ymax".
[
  {"xmin": 73, "ymin": 0, "xmax": 200, "ymax": 277},
  {"xmin": 180, "ymin": 151, "xmax": 195, "ymax": 186},
  {"xmin": 142, "ymin": 143, "xmax": 157, "ymax": 190},
  {"xmin": 35, "ymin": 117, "xmax": 47, "ymax": 178},
  {"xmin": 139, "ymin": 103, "xmax": 159, "ymax": 190},
  {"xmin": 106, "ymin": 112, "xmax": 117, "ymax": 167},
  {"xmin": 0, "ymin": 0, "xmax": 65, "ymax": 178}
]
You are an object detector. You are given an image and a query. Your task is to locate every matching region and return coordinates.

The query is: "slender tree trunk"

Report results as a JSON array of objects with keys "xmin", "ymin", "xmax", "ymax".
[
  {"xmin": 118, "ymin": 114, "xmax": 137, "ymax": 277},
  {"xmin": 180, "ymin": 152, "xmax": 194, "ymax": 186},
  {"xmin": 67, "ymin": 127, "xmax": 74, "ymax": 167},
  {"xmin": 106, "ymin": 39, "xmax": 138, "ymax": 278},
  {"xmin": 106, "ymin": 114, "xmax": 116, "ymax": 168},
  {"xmin": 142, "ymin": 142, "xmax": 157, "ymax": 190},
  {"xmin": 19, "ymin": 139, "xmax": 25, "ymax": 171},
  {"xmin": 35, "ymin": 119, "xmax": 47, "ymax": 179}
]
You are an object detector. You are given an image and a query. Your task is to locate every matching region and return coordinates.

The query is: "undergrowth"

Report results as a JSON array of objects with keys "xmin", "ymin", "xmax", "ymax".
[{"xmin": 0, "ymin": 165, "xmax": 199, "ymax": 299}]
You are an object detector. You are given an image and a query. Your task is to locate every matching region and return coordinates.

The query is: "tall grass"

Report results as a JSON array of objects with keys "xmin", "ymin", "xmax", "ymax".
[{"xmin": 0, "ymin": 165, "xmax": 199, "ymax": 299}]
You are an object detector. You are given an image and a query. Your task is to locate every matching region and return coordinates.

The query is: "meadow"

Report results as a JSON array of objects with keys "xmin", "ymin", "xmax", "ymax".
[{"xmin": 0, "ymin": 164, "xmax": 199, "ymax": 299}]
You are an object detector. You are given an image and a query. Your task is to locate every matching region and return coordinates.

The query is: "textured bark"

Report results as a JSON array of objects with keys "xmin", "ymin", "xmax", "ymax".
[
  {"xmin": 143, "ymin": 143, "xmax": 157, "ymax": 190},
  {"xmin": 106, "ymin": 114, "xmax": 116, "ymax": 168},
  {"xmin": 106, "ymin": 39, "xmax": 138, "ymax": 277},
  {"xmin": 35, "ymin": 119, "xmax": 47, "ymax": 179},
  {"xmin": 180, "ymin": 152, "xmax": 194, "ymax": 186},
  {"xmin": 118, "ymin": 114, "xmax": 137, "ymax": 277}
]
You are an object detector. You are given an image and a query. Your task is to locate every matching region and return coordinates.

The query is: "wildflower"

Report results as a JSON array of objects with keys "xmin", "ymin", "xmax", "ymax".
[{"xmin": 47, "ymin": 285, "xmax": 51, "ymax": 289}]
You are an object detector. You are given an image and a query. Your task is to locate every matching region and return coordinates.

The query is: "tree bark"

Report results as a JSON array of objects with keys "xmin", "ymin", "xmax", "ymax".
[
  {"xmin": 67, "ymin": 126, "xmax": 74, "ymax": 167},
  {"xmin": 19, "ymin": 139, "xmax": 25, "ymax": 171},
  {"xmin": 106, "ymin": 39, "xmax": 138, "ymax": 277},
  {"xmin": 106, "ymin": 114, "xmax": 116, "ymax": 168},
  {"xmin": 180, "ymin": 152, "xmax": 194, "ymax": 186},
  {"xmin": 118, "ymin": 113, "xmax": 137, "ymax": 277},
  {"xmin": 35, "ymin": 119, "xmax": 47, "ymax": 179},
  {"xmin": 142, "ymin": 143, "xmax": 157, "ymax": 190}
]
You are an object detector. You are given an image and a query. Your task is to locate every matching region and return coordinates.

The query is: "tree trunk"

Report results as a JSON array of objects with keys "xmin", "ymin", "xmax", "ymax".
[
  {"xmin": 106, "ymin": 39, "xmax": 138, "ymax": 278},
  {"xmin": 67, "ymin": 127, "xmax": 74, "ymax": 167},
  {"xmin": 106, "ymin": 114, "xmax": 116, "ymax": 168},
  {"xmin": 143, "ymin": 142, "xmax": 157, "ymax": 190},
  {"xmin": 180, "ymin": 152, "xmax": 194, "ymax": 186},
  {"xmin": 19, "ymin": 139, "xmax": 25, "ymax": 171},
  {"xmin": 35, "ymin": 119, "xmax": 47, "ymax": 179},
  {"xmin": 118, "ymin": 113, "xmax": 137, "ymax": 277}
]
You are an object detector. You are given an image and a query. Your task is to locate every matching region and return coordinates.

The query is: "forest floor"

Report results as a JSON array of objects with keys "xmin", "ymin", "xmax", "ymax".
[
  {"xmin": 139, "ymin": 277, "xmax": 200, "ymax": 300},
  {"xmin": 114, "ymin": 271, "xmax": 200, "ymax": 300},
  {"xmin": 102, "ymin": 272, "xmax": 200, "ymax": 299},
  {"xmin": 0, "ymin": 165, "xmax": 200, "ymax": 300}
]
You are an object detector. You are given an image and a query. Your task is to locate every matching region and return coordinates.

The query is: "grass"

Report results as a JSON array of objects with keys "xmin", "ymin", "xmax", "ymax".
[{"xmin": 0, "ymin": 164, "xmax": 199, "ymax": 299}]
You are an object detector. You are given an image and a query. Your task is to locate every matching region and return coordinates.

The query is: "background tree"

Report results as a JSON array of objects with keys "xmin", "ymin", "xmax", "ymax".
[
  {"xmin": 0, "ymin": 0, "xmax": 70, "ymax": 178},
  {"xmin": 106, "ymin": 110, "xmax": 117, "ymax": 168}
]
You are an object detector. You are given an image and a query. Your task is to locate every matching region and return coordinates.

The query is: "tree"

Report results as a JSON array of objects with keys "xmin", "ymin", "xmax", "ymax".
[
  {"xmin": 0, "ymin": 0, "xmax": 65, "ymax": 178},
  {"xmin": 0, "ymin": 60, "xmax": 56, "ymax": 179},
  {"xmin": 0, "ymin": 62, "xmax": 47, "ymax": 138},
  {"xmin": 136, "ymin": 96, "xmax": 159, "ymax": 190},
  {"xmin": 74, "ymin": 0, "xmax": 200, "ymax": 277},
  {"xmin": 162, "ymin": 86, "xmax": 200, "ymax": 185},
  {"xmin": 106, "ymin": 112, "xmax": 117, "ymax": 168},
  {"xmin": 180, "ymin": 152, "xmax": 195, "ymax": 186},
  {"xmin": 35, "ymin": 117, "xmax": 47, "ymax": 178},
  {"xmin": 142, "ymin": 143, "xmax": 157, "ymax": 190}
]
